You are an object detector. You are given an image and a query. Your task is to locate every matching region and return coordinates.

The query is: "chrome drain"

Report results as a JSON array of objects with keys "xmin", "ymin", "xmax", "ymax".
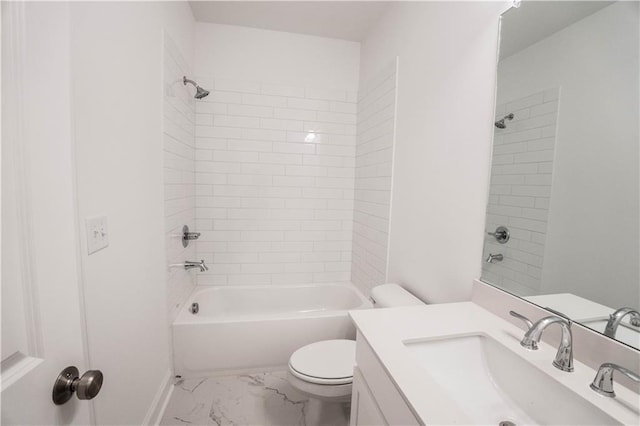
[{"xmin": 499, "ymin": 421, "xmax": 517, "ymax": 426}]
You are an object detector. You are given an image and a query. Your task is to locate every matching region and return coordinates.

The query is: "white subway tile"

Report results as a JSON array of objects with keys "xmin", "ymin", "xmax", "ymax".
[
  {"xmin": 317, "ymin": 111, "xmax": 357, "ymax": 125},
  {"xmin": 226, "ymin": 140, "xmax": 273, "ymax": 152},
  {"xmin": 196, "ymin": 125, "xmax": 243, "ymax": 139},
  {"xmin": 261, "ymin": 83, "xmax": 305, "ymax": 98},
  {"xmin": 241, "ymin": 163, "xmax": 286, "ymax": 176},
  {"xmin": 196, "ymin": 137, "xmax": 227, "ymax": 150},
  {"xmin": 273, "ymin": 142, "xmax": 316, "ymax": 155},
  {"xmin": 287, "ymin": 97, "xmax": 330, "ymax": 111},
  {"xmin": 330, "ymin": 101, "xmax": 357, "ymax": 114},
  {"xmin": 215, "ymin": 79, "xmax": 261, "ymax": 93},
  {"xmin": 286, "ymin": 131, "xmax": 329, "ymax": 144},
  {"xmin": 274, "ymin": 108, "xmax": 317, "ymax": 121},
  {"xmin": 214, "ymin": 115, "xmax": 261, "ymax": 129},
  {"xmin": 196, "ymin": 102, "xmax": 228, "ymax": 115},
  {"xmin": 305, "ymin": 87, "xmax": 346, "ymax": 101},
  {"xmin": 196, "ymin": 114, "xmax": 214, "ymax": 126},
  {"xmin": 505, "ymin": 92, "xmax": 543, "ymax": 111},
  {"xmin": 242, "ymin": 93, "xmax": 287, "ymax": 107},
  {"xmin": 228, "ymin": 104, "xmax": 274, "ymax": 118},
  {"xmin": 260, "ymin": 152, "xmax": 303, "ymax": 165},
  {"xmin": 208, "ymin": 91, "xmax": 243, "ymax": 104},
  {"xmin": 260, "ymin": 118, "xmax": 304, "ymax": 131}
]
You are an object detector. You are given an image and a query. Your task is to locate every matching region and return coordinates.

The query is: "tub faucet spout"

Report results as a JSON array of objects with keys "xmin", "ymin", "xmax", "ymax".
[{"xmin": 184, "ymin": 260, "xmax": 208, "ymax": 272}]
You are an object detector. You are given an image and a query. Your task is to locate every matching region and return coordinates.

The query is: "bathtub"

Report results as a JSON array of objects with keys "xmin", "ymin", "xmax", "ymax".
[{"xmin": 172, "ymin": 283, "xmax": 371, "ymax": 377}]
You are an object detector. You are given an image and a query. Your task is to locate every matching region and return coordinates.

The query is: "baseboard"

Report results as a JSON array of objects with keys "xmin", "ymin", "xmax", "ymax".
[{"xmin": 142, "ymin": 368, "xmax": 174, "ymax": 426}]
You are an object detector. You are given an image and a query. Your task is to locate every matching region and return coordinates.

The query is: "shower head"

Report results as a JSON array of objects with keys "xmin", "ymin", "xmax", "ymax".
[
  {"xmin": 495, "ymin": 113, "xmax": 514, "ymax": 129},
  {"xmin": 183, "ymin": 76, "xmax": 210, "ymax": 99},
  {"xmin": 194, "ymin": 86, "xmax": 210, "ymax": 99}
]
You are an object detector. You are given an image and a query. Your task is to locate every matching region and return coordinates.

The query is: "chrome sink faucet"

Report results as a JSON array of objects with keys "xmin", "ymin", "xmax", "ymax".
[
  {"xmin": 604, "ymin": 307, "xmax": 640, "ymax": 338},
  {"xmin": 590, "ymin": 363, "xmax": 640, "ymax": 397},
  {"xmin": 510, "ymin": 311, "xmax": 574, "ymax": 372}
]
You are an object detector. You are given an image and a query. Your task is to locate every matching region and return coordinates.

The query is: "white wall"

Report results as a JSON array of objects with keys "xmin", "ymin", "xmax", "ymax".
[
  {"xmin": 193, "ymin": 24, "xmax": 360, "ymax": 286},
  {"xmin": 497, "ymin": 2, "xmax": 639, "ymax": 308},
  {"xmin": 359, "ymin": 1, "xmax": 511, "ymax": 303},
  {"xmin": 195, "ymin": 23, "xmax": 360, "ymax": 90},
  {"xmin": 69, "ymin": 2, "xmax": 194, "ymax": 424}
]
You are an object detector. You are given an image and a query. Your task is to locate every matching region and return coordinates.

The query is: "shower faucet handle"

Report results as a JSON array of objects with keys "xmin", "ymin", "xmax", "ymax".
[
  {"xmin": 487, "ymin": 226, "xmax": 510, "ymax": 243},
  {"xmin": 182, "ymin": 225, "xmax": 201, "ymax": 247}
]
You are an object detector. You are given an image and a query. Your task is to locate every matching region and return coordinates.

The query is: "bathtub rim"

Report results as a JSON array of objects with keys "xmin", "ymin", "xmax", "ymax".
[{"xmin": 174, "ymin": 282, "xmax": 372, "ymax": 326}]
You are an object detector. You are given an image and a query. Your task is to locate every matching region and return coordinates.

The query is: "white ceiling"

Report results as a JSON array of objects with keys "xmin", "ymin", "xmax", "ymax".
[
  {"xmin": 189, "ymin": 1, "xmax": 391, "ymax": 42},
  {"xmin": 500, "ymin": 1, "xmax": 614, "ymax": 59}
]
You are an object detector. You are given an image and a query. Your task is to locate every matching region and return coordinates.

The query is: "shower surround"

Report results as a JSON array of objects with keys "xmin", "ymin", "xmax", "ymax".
[
  {"xmin": 163, "ymin": 24, "xmax": 399, "ymax": 317},
  {"xmin": 193, "ymin": 79, "xmax": 358, "ymax": 286}
]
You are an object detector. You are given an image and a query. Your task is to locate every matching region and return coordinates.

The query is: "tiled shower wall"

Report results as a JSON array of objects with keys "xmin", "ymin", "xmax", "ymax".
[
  {"xmin": 482, "ymin": 88, "xmax": 559, "ymax": 296},
  {"xmin": 163, "ymin": 34, "xmax": 196, "ymax": 319},
  {"xmin": 351, "ymin": 60, "xmax": 398, "ymax": 295},
  {"xmin": 194, "ymin": 80, "xmax": 358, "ymax": 285}
]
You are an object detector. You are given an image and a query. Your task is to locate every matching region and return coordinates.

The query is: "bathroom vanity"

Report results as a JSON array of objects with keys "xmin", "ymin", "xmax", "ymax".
[{"xmin": 348, "ymin": 303, "xmax": 640, "ymax": 425}]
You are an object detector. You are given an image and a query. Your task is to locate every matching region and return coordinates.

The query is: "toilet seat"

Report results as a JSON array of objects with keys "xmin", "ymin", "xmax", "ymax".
[{"xmin": 288, "ymin": 339, "xmax": 355, "ymax": 385}]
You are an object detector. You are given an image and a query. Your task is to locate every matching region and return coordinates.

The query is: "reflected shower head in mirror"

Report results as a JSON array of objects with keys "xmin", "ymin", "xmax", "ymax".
[
  {"xmin": 183, "ymin": 76, "xmax": 210, "ymax": 99},
  {"xmin": 495, "ymin": 113, "xmax": 515, "ymax": 128}
]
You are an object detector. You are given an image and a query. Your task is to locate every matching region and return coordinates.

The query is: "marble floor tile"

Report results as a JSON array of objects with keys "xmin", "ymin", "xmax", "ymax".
[{"xmin": 160, "ymin": 371, "xmax": 350, "ymax": 426}]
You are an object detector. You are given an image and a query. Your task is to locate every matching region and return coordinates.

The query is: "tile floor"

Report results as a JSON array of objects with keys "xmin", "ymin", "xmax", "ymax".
[{"xmin": 160, "ymin": 371, "xmax": 350, "ymax": 426}]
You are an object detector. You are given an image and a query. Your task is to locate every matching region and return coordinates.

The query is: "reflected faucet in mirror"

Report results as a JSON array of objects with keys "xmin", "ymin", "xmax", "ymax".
[{"xmin": 604, "ymin": 307, "xmax": 640, "ymax": 339}]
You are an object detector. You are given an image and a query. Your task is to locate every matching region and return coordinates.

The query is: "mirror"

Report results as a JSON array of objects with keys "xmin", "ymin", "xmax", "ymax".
[{"xmin": 482, "ymin": 1, "xmax": 639, "ymax": 349}]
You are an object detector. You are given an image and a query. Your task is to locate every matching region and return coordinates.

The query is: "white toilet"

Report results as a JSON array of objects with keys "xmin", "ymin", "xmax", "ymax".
[{"xmin": 286, "ymin": 284, "xmax": 424, "ymax": 402}]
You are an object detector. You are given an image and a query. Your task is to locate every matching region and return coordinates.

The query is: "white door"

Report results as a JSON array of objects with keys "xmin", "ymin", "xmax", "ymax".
[{"xmin": 1, "ymin": 2, "xmax": 95, "ymax": 424}]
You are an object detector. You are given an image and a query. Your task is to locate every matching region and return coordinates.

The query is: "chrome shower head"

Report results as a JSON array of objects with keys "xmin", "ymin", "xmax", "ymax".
[
  {"xmin": 183, "ymin": 76, "xmax": 210, "ymax": 99},
  {"xmin": 195, "ymin": 86, "xmax": 210, "ymax": 99},
  {"xmin": 495, "ymin": 113, "xmax": 515, "ymax": 129}
]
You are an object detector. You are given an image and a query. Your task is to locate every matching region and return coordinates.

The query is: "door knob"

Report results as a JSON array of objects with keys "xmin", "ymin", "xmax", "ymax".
[{"xmin": 52, "ymin": 366, "xmax": 103, "ymax": 405}]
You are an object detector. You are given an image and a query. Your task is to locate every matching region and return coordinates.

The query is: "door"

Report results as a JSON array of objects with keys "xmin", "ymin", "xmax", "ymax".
[{"xmin": 1, "ymin": 2, "xmax": 93, "ymax": 424}]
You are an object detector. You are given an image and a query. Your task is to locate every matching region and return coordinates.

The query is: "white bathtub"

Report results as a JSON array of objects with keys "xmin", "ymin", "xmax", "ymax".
[{"xmin": 172, "ymin": 283, "xmax": 371, "ymax": 377}]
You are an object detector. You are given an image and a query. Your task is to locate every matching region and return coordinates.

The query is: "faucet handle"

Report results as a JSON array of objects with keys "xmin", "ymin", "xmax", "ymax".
[{"xmin": 509, "ymin": 310, "xmax": 534, "ymax": 330}]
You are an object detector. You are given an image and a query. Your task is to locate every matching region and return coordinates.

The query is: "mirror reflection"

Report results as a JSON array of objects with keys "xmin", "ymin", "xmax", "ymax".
[{"xmin": 482, "ymin": 1, "xmax": 639, "ymax": 349}]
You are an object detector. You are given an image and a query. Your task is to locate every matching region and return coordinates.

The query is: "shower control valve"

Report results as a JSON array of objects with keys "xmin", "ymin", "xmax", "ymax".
[
  {"xmin": 182, "ymin": 225, "xmax": 201, "ymax": 247},
  {"xmin": 487, "ymin": 225, "xmax": 510, "ymax": 244}
]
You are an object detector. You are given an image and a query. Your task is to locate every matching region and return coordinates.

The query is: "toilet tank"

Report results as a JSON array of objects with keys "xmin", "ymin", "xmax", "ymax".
[{"xmin": 370, "ymin": 284, "xmax": 425, "ymax": 308}]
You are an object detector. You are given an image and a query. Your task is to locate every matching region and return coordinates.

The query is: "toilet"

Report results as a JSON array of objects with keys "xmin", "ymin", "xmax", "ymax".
[{"xmin": 286, "ymin": 284, "xmax": 424, "ymax": 402}]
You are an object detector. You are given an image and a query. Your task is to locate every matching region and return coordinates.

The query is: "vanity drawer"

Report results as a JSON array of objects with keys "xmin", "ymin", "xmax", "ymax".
[{"xmin": 354, "ymin": 332, "xmax": 421, "ymax": 426}]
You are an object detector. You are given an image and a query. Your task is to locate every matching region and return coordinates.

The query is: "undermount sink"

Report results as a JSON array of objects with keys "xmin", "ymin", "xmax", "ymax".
[
  {"xmin": 582, "ymin": 318, "xmax": 640, "ymax": 348},
  {"xmin": 404, "ymin": 334, "xmax": 619, "ymax": 425}
]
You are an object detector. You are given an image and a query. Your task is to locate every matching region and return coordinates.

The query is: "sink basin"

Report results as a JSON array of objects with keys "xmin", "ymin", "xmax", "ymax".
[
  {"xmin": 404, "ymin": 334, "xmax": 618, "ymax": 425},
  {"xmin": 581, "ymin": 318, "xmax": 640, "ymax": 349}
]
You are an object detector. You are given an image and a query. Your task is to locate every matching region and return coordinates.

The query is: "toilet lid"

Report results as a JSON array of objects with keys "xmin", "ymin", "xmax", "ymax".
[{"xmin": 289, "ymin": 339, "xmax": 355, "ymax": 385}]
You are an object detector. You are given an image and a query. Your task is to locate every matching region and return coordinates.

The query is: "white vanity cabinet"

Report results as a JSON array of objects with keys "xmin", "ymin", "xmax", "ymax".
[{"xmin": 350, "ymin": 332, "xmax": 421, "ymax": 426}]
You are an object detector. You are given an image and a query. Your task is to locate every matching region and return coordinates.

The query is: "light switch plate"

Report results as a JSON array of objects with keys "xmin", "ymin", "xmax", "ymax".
[{"xmin": 86, "ymin": 216, "xmax": 108, "ymax": 254}]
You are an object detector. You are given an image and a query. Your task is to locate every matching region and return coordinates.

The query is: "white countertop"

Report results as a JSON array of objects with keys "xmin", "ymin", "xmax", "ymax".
[{"xmin": 349, "ymin": 302, "xmax": 640, "ymax": 425}]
